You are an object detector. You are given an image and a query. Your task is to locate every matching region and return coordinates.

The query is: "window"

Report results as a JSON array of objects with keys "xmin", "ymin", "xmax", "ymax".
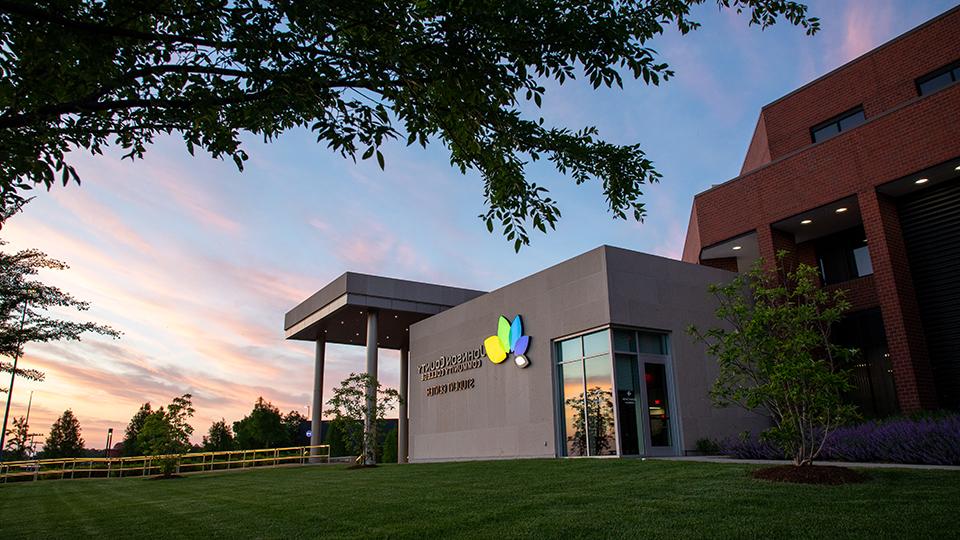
[
  {"xmin": 815, "ymin": 225, "xmax": 873, "ymax": 285},
  {"xmin": 916, "ymin": 60, "xmax": 960, "ymax": 96},
  {"xmin": 811, "ymin": 107, "xmax": 866, "ymax": 143},
  {"xmin": 613, "ymin": 329, "xmax": 674, "ymax": 455},
  {"xmin": 556, "ymin": 331, "xmax": 615, "ymax": 457},
  {"xmin": 832, "ymin": 308, "xmax": 899, "ymax": 417}
]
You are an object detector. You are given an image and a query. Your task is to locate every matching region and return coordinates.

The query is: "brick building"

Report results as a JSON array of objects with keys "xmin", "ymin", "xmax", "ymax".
[{"xmin": 682, "ymin": 6, "xmax": 960, "ymax": 415}]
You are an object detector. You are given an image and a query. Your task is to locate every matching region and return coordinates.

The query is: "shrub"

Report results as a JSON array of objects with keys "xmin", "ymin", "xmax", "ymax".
[
  {"xmin": 822, "ymin": 415, "xmax": 960, "ymax": 466},
  {"xmin": 694, "ymin": 438, "xmax": 722, "ymax": 455},
  {"xmin": 720, "ymin": 414, "xmax": 960, "ymax": 465}
]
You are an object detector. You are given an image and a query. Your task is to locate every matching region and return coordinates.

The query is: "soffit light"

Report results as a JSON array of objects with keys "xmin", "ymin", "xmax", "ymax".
[
  {"xmin": 835, "ymin": 207, "xmax": 848, "ymax": 213},
  {"xmin": 915, "ymin": 178, "xmax": 929, "ymax": 184},
  {"xmin": 732, "ymin": 246, "xmax": 742, "ymax": 251},
  {"xmin": 801, "ymin": 219, "xmax": 813, "ymax": 225}
]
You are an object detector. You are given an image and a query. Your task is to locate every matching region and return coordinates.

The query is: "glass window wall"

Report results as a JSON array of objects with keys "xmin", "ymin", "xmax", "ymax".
[
  {"xmin": 556, "ymin": 330, "xmax": 615, "ymax": 456},
  {"xmin": 557, "ymin": 328, "xmax": 675, "ymax": 457}
]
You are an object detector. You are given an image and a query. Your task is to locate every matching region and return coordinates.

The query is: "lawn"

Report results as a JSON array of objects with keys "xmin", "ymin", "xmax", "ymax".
[{"xmin": 1, "ymin": 459, "xmax": 958, "ymax": 539}]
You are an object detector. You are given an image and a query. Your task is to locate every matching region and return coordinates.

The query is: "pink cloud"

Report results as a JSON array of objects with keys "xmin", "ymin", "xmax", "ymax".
[{"xmin": 838, "ymin": 0, "xmax": 895, "ymax": 65}]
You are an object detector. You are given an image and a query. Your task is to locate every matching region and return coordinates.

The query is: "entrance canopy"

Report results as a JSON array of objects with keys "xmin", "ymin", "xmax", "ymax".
[{"xmin": 284, "ymin": 272, "xmax": 485, "ymax": 349}]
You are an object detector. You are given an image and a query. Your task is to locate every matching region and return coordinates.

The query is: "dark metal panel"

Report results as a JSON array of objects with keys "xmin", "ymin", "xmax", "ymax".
[{"xmin": 898, "ymin": 176, "xmax": 960, "ymax": 409}]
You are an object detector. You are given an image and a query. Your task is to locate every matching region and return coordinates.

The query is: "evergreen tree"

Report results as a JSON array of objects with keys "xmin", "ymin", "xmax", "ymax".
[
  {"xmin": 43, "ymin": 409, "xmax": 84, "ymax": 458},
  {"xmin": 202, "ymin": 419, "xmax": 235, "ymax": 452},
  {"xmin": 381, "ymin": 427, "xmax": 398, "ymax": 464},
  {"xmin": 121, "ymin": 402, "xmax": 152, "ymax": 456},
  {"xmin": 323, "ymin": 417, "xmax": 351, "ymax": 457}
]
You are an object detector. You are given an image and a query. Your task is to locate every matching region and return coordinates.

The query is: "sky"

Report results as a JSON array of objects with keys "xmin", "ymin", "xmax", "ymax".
[{"xmin": 3, "ymin": 0, "xmax": 957, "ymax": 448}]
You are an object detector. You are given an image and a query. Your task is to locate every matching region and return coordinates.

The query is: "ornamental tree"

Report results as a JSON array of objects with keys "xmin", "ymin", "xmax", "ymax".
[
  {"xmin": 688, "ymin": 254, "xmax": 858, "ymax": 466},
  {"xmin": 0, "ymin": 0, "xmax": 818, "ymax": 248},
  {"xmin": 324, "ymin": 372, "xmax": 401, "ymax": 465}
]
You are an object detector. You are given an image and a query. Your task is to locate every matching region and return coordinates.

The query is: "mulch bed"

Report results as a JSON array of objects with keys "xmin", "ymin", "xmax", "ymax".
[{"xmin": 751, "ymin": 465, "xmax": 866, "ymax": 485}]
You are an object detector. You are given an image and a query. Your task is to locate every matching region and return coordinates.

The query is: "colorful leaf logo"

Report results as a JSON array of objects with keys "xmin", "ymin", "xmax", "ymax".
[{"xmin": 485, "ymin": 315, "xmax": 530, "ymax": 367}]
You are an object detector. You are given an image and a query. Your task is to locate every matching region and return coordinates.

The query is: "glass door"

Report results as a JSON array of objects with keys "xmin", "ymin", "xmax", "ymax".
[
  {"xmin": 639, "ymin": 356, "xmax": 675, "ymax": 456},
  {"xmin": 612, "ymin": 329, "xmax": 677, "ymax": 456}
]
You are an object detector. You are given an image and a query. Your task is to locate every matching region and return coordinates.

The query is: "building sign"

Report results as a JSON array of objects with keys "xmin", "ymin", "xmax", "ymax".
[
  {"xmin": 418, "ymin": 345, "xmax": 486, "ymax": 381},
  {"xmin": 425, "ymin": 378, "xmax": 476, "ymax": 397},
  {"xmin": 421, "ymin": 314, "xmax": 532, "ymax": 396},
  {"xmin": 484, "ymin": 315, "xmax": 531, "ymax": 368}
]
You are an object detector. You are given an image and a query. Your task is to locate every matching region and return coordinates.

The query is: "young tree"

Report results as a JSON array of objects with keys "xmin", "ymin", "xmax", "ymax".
[
  {"xmin": 136, "ymin": 394, "xmax": 195, "ymax": 477},
  {"xmin": 325, "ymin": 373, "xmax": 401, "ymax": 465},
  {"xmin": 3, "ymin": 415, "xmax": 29, "ymax": 460},
  {"xmin": 121, "ymin": 402, "xmax": 152, "ymax": 456},
  {"xmin": 0, "ymin": 1, "xmax": 818, "ymax": 248},
  {"xmin": 202, "ymin": 419, "xmax": 235, "ymax": 452},
  {"xmin": 42, "ymin": 409, "xmax": 85, "ymax": 458},
  {"xmin": 232, "ymin": 397, "xmax": 287, "ymax": 450},
  {"xmin": 689, "ymin": 254, "xmax": 858, "ymax": 466},
  {"xmin": 0, "ymin": 238, "xmax": 120, "ymax": 453}
]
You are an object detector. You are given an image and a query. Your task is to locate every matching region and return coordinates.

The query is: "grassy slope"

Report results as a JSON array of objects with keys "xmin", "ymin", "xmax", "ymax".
[{"xmin": 0, "ymin": 459, "xmax": 957, "ymax": 539}]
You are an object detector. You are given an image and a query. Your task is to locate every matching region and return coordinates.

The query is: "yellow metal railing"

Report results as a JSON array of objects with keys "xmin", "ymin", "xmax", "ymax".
[{"xmin": 0, "ymin": 444, "xmax": 331, "ymax": 483}]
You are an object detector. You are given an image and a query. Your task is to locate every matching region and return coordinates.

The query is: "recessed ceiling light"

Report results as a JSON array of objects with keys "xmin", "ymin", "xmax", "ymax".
[
  {"xmin": 835, "ymin": 207, "xmax": 848, "ymax": 213},
  {"xmin": 801, "ymin": 219, "xmax": 813, "ymax": 225},
  {"xmin": 732, "ymin": 246, "xmax": 742, "ymax": 251},
  {"xmin": 915, "ymin": 178, "xmax": 929, "ymax": 184}
]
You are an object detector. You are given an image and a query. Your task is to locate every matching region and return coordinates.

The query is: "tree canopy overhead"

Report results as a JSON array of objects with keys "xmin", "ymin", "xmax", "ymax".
[{"xmin": 0, "ymin": 0, "xmax": 817, "ymax": 248}]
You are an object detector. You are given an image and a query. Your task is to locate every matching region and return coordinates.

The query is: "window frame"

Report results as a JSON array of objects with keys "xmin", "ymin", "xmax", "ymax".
[
  {"xmin": 810, "ymin": 106, "xmax": 866, "ymax": 144},
  {"xmin": 916, "ymin": 60, "xmax": 960, "ymax": 96}
]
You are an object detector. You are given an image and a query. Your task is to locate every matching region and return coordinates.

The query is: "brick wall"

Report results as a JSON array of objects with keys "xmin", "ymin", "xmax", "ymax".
[
  {"xmin": 684, "ymin": 8, "xmax": 960, "ymax": 412},
  {"xmin": 753, "ymin": 6, "xmax": 960, "ymax": 162}
]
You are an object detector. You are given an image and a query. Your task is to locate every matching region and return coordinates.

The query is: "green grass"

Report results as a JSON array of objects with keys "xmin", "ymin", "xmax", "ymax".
[{"xmin": 1, "ymin": 459, "xmax": 958, "ymax": 539}]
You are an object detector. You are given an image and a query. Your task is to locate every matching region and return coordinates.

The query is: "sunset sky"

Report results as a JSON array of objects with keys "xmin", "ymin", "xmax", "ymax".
[{"xmin": 3, "ymin": 0, "xmax": 955, "ymax": 448}]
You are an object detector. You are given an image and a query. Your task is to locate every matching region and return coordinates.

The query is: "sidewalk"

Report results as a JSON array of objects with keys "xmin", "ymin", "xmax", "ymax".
[{"xmin": 649, "ymin": 455, "xmax": 960, "ymax": 471}]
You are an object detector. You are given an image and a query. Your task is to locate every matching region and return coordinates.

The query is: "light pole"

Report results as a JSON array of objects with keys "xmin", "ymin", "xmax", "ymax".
[{"xmin": 0, "ymin": 297, "xmax": 29, "ymax": 462}]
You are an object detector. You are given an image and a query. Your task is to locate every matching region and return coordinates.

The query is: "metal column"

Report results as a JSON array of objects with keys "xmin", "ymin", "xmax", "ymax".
[
  {"xmin": 364, "ymin": 310, "xmax": 379, "ymax": 464},
  {"xmin": 399, "ymin": 346, "xmax": 409, "ymax": 463},
  {"xmin": 310, "ymin": 335, "xmax": 325, "ymax": 462}
]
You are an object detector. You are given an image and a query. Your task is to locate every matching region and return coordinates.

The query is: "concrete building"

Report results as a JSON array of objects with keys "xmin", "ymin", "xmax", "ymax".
[
  {"xmin": 682, "ymin": 6, "xmax": 960, "ymax": 415},
  {"xmin": 284, "ymin": 6, "xmax": 960, "ymax": 464},
  {"xmin": 286, "ymin": 247, "xmax": 766, "ymax": 462}
]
